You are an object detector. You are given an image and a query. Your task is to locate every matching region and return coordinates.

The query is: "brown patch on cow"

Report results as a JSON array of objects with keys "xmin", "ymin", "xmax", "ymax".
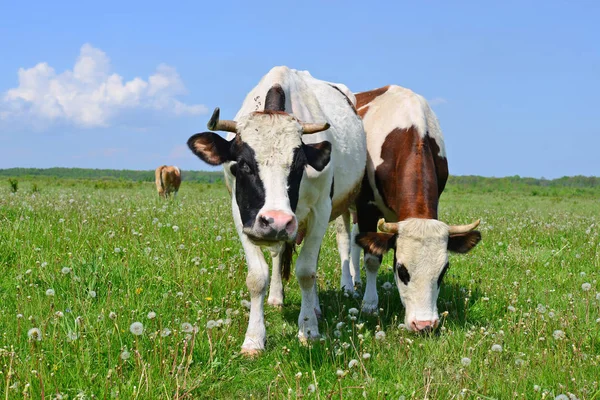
[
  {"xmin": 328, "ymin": 84, "xmax": 358, "ymax": 116},
  {"xmin": 355, "ymin": 86, "xmax": 391, "ymax": 118},
  {"xmin": 427, "ymin": 135, "xmax": 449, "ymax": 196},
  {"xmin": 155, "ymin": 165, "xmax": 182, "ymax": 198},
  {"xmin": 375, "ymin": 127, "xmax": 440, "ymax": 220}
]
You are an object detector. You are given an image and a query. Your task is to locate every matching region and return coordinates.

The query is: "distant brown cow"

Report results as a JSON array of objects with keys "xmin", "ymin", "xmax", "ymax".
[{"xmin": 155, "ymin": 165, "xmax": 181, "ymax": 198}]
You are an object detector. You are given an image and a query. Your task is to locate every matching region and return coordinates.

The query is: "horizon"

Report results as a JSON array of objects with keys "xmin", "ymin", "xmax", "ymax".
[{"xmin": 1, "ymin": 1, "xmax": 598, "ymax": 179}]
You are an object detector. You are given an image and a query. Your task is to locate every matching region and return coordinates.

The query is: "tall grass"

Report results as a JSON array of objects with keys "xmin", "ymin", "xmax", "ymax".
[{"xmin": 0, "ymin": 179, "xmax": 598, "ymax": 399}]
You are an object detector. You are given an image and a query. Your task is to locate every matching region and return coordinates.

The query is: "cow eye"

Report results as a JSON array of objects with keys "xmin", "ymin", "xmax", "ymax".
[{"xmin": 239, "ymin": 162, "xmax": 252, "ymax": 174}]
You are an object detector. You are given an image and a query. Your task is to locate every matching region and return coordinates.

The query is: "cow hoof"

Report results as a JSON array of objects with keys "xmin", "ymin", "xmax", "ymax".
[
  {"xmin": 361, "ymin": 303, "xmax": 379, "ymax": 315},
  {"xmin": 267, "ymin": 298, "xmax": 284, "ymax": 308},
  {"xmin": 341, "ymin": 282, "xmax": 355, "ymax": 295},
  {"xmin": 240, "ymin": 348, "xmax": 262, "ymax": 358}
]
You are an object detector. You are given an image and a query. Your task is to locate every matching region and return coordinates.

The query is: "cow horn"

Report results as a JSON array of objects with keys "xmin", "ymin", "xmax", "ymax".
[
  {"xmin": 301, "ymin": 122, "xmax": 330, "ymax": 134},
  {"xmin": 377, "ymin": 218, "xmax": 399, "ymax": 234},
  {"xmin": 207, "ymin": 108, "xmax": 238, "ymax": 133},
  {"xmin": 448, "ymin": 219, "xmax": 480, "ymax": 235}
]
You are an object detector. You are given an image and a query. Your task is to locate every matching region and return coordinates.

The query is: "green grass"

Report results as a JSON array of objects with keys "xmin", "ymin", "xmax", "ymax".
[{"xmin": 0, "ymin": 178, "xmax": 599, "ymax": 399}]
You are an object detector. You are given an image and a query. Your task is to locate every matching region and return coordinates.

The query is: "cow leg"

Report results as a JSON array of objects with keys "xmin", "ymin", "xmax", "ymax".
[
  {"xmin": 350, "ymin": 223, "xmax": 362, "ymax": 288},
  {"xmin": 356, "ymin": 202, "xmax": 382, "ymax": 314},
  {"xmin": 239, "ymin": 235, "xmax": 269, "ymax": 355},
  {"xmin": 295, "ymin": 206, "xmax": 329, "ymax": 343},
  {"xmin": 335, "ymin": 212, "xmax": 354, "ymax": 294},
  {"xmin": 267, "ymin": 244, "xmax": 284, "ymax": 308},
  {"xmin": 362, "ymin": 253, "xmax": 382, "ymax": 314}
]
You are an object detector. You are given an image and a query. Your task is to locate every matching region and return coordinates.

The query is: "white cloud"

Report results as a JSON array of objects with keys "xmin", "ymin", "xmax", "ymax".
[
  {"xmin": 1, "ymin": 43, "xmax": 207, "ymax": 128},
  {"xmin": 429, "ymin": 97, "xmax": 448, "ymax": 106}
]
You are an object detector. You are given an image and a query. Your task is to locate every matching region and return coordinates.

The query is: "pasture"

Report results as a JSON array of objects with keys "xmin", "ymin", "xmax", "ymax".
[{"xmin": 0, "ymin": 176, "xmax": 599, "ymax": 399}]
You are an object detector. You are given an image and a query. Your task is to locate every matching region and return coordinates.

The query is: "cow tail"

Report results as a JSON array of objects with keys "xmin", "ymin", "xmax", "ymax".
[{"xmin": 282, "ymin": 242, "xmax": 295, "ymax": 281}]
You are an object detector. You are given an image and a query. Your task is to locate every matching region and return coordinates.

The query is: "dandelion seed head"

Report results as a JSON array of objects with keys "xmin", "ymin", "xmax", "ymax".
[
  {"xmin": 88, "ymin": 290, "xmax": 97, "ymax": 298},
  {"xmin": 28, "ymin": 328, "xmax": 42, "ymax": 341},
  {"xmin": 491, "ymin": 344, "xmax": 503, "ymax": 352},
  {"xmin": 61, "ymin": 267, "xmax": 71, "ymax": 274},
  {"xmin": 147, "ymin": 312, "xmax": 156, "ymax": 319},
  {"xmin": 375, "ymin": 331, "xmax": 386, "ymax": 341},
  {"xmin": 336, "ymin": 369, "xmax": 345, "ymax": 378},
  {"xmin": 348, "ymin": 308, "xmax": 359, "ymax": 316},
  {"xmin": 382, "ymin": 282, "xmax": 393, "ymax": 290},
  {"xmin": 348, "ymin": 359, "xmax": 358, "ymax": 368},
  {"xmin": 461, "ymin": 357, "xmax": 471, "ymax": 366},
  {"xmin": 46, "ymin": 289, "xmax": 55, "ymax": 296},
  {"xmin": 206, "ymin": 320, "xmax": 217, "ymax": 329},
  {"xmin": 553, "ymin": 330, "xmax": 566, "ymax": 340},
  {"xmin": 582, "ymin": 283, "xmax": 592, "ymax": 292},
  {"xmin": 172, "ymin": 225, "xmax": 179, "ymax": 232},
  {"xmin": 120, "ymin": 350, "xmax": 130, "ymax": 360},
  {"xmin": 362, "ymin": 353, "xmax": 371, "ymax": 360},
  {"xmin": 129, "ymin": 322, "xmax": 144, "ymax": 336},
  {"xmin": 180, "ymin": 322, "xmax": 193, "ymax": 333},
  {"xmin": 160, "ymin": 328, "xmax": 171, "ymax": 337}
]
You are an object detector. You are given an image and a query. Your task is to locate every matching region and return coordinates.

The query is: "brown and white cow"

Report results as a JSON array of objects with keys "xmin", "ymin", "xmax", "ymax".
[
  {"xmin": 352, "ymin": 85, "xmax": 481, "ymax": 332},
  {"xmin": 187, "ymin": 66, "xmax": 366, "ymax": 355},
  {"xmin": 155, "ymin": 165, "xmax": 181, "ymax": 198}
]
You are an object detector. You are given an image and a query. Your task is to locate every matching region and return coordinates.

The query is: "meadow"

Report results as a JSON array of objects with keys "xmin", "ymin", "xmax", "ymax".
[{"xmin": 0, "ymin": 175, "xmax": 599, "ymax": 399}]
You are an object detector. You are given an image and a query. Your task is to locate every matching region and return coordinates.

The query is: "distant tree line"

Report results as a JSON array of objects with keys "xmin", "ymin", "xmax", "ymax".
[{"xmin": 0, "ymin": 167, "xmax": 223, "ymax": 183}]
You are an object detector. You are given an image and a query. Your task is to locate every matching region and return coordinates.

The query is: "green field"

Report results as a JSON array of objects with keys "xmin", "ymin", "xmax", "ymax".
[{"xmin": 1, "ymin": 175, "xmax": 599, "ymax": 399}]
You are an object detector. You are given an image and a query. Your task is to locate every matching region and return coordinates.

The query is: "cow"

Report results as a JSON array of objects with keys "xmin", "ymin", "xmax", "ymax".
[
  {"xmin": 155, "ymin": 165, "xmax": 182, "ymax": 198},
  {"xmin": 187, "ymin": 66, "xmax": 366, "ymax": 355},
  {"xmin": 352, "ymin": 85, "xmax": 481, "ymax": 333}
]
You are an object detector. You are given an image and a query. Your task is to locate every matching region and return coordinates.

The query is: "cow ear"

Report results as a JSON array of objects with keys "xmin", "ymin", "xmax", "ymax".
[
  {"xmin": 355, "ymin": 232, "xmax": 396, "ymax": 256},
  {"xmin": 303, "ymin": 141, "xmax": 331, "ymax": 172},
  {"xmin": 187, "ymin": 132, "xmax": 234, "ymax": 166},
  {"xmin": 448, "ymin": 231, "xmax": 481, "ymax": 253}
]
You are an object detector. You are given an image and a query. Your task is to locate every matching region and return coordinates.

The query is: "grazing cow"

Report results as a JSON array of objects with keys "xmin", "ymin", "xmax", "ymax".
[
  {"xmin": 187, "ymin": 66, "xmax": 366, "ymax": 354},
  {"xmin": 155, "ymin": 165, "xmax": 181, "ymax": 198},
  {"xmin": 352, "ymin": 85, "xmax": 481, "ymax": 332}
]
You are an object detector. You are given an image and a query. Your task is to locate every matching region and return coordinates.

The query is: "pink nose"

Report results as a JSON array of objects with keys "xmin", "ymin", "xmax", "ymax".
[
  {"xmin": 411, "ymin": 320, "xmax": 439, "ymax": 332},
  {"xmin": 258, "ymin": 210, "xmax": 297, "ymax": 235}
]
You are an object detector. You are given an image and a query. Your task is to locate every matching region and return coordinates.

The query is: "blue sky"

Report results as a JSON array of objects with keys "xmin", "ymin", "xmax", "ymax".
[{"xmin": 0, "ymin": 0, "xmax": 598, "ymax": 178}]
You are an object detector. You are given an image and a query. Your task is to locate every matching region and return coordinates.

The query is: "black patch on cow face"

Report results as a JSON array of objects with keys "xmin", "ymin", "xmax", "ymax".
[
  {"xmin": 265, "ymin": 84, "xmax": 286, "ymax": 112},
  {"xmin": 287, "ymin": 146, "xmax": 305, "ymax": 212},
  {"xmin": 396, "ymin": 263, "xmax": 411, "ymax": 285},
  {"xmin": 303, "ymin": 141, "xmax": 331, "ymax": 171},
  {"xmin": 233, "ymin": 142, "xmax": 265, "ymax": 228},
  {"xmin": 437, "ymin": 261, "xmax": 449, "ymax": 288}
]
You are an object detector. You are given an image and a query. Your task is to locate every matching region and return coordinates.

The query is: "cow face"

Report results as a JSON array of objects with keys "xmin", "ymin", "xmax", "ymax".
[
  {"xmin": 188, "ymin": 110, "xmax": 331, "ymax": 244},
  {"xmin": 356, "ymin": 218, "xmax": 481, "ymax": 332}
]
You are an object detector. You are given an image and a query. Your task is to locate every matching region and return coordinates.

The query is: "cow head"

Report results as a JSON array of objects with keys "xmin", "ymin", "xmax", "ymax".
[
  {"xmin": 356, "ymin": 218, "xmax": 481, "ymax": 332},
  {"xmin": 187, "ymin": 85, "xmax": 331, "ymax": 244}
]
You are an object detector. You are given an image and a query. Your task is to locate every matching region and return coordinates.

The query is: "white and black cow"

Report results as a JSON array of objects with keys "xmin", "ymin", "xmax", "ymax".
[
  {"xmin": 352, "ymin": 85, "xmax": 481, "ymax": 332},
  {"xmin": 188, "ymin": 66, "xmax": 366, "ymax": 354}
]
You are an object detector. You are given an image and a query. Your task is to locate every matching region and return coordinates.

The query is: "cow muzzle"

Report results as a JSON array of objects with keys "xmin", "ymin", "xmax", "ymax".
[
  {"xmin": 409, "ymin": 319, "xmax": 439, "ymax": 333},
  {"xmin": 243, "ymin": 210, "xmax": 297, "ymax": 242}
]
